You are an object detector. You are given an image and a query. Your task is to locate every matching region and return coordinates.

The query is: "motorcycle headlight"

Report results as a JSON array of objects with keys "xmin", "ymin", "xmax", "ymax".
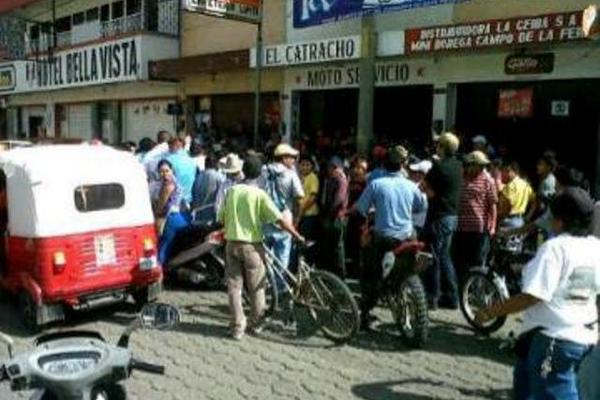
[{"xmin": 39, "ymin": 351, "xmax": 101, "ymax": 377}]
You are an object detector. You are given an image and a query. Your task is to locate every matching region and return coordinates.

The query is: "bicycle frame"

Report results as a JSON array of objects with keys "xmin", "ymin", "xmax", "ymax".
[{"xmin": 262, "ymin": 244, "xmax": 311, "ymax": 299}]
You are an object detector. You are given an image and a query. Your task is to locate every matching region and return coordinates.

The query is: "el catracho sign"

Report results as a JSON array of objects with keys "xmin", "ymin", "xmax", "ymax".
[{"xmin": 405, "ymin": 11, "xmax": 585, "ymax": 54}]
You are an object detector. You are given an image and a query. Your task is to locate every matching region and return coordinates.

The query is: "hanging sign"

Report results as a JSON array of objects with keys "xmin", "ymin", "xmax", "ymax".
[
  {"xmin": 505, "ymin": 53, "xmax": 555, "ymax": 75},
  {"xmin": 250, "ymin": 36, "xmax": 360, "ymax": 68},
  {"xmin": 294, "ymin": 0, "xmax": 470, "ymax": 29},
  {"xmin": 183, "ymin": 0, "xmax": 261, "ymax": 24},
  {"xmin": 498, "ymin": 88, "xmax": 534, "ymax": 118},
  {"xmin": 405, "ymin": 11, "xmax": 584, "ymax": 54},
  {"xmin": 551, "ymin": 100, "xmax": 570, "ymax": 117}
]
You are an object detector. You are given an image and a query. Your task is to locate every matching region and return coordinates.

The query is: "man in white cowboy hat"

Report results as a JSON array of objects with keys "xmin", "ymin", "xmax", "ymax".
[
  {"xmin": 455, "ymin": 150, "xmax": 498, "ymax": 283},
  {"xmin": 215, "ymin": 153, "xmax": 244, "ymax": 214},
  {"xmin": 260, "ymin": 143, "xmax": 305, "ymax": 290}
]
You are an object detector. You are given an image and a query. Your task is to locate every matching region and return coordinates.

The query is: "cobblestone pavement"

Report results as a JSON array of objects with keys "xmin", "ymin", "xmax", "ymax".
[{"xmin": 0, "ymin": 286, "xmax": 517, "ymax": 399}]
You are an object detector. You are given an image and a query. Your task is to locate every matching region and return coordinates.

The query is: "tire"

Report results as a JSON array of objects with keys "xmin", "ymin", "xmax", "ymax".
[
  {"xmin": 303, "ymin": 270, "xmax": 359, "ymax": 344},
  {"xmin": 91, "ymin": 383, "xmax": 127, "ymax": 400},
  {"xmin": 202, "ymin": 254, "xmax": 225, "ymax": 290},
  {"xmin": 243, "ymin": 264, "xmax": 278, "ymax": 317},
  {"xmin": 389, "ymin": 275, "xmax": 429, "ymax": 349},
  {"xmin": 460, "ymin": 270, "xmax": 508, "ymax": 335},
  {"xmin": 18, "ymin": 291, "xmax": 41, "ymax": 333}
]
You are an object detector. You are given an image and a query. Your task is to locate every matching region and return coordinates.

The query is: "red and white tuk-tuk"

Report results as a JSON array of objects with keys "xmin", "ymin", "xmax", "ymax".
[{"xmin": 0, "ymin": 145, "xmax": 162, "ymax": 330}]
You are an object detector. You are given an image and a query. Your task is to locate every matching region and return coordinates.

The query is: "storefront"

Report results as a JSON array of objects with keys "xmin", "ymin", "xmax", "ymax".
[{"xmin": 0, "ymin": 34, "xmax": 179, "ymax": 144}]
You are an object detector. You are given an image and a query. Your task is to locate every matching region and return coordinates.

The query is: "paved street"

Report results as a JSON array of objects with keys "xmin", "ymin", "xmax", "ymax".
[{"xmin": 0, "ymin": 287, "xmax": 517, "ymax": 399}]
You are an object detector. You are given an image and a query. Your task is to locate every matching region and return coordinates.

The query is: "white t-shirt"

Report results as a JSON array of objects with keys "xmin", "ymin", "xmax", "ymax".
[
  {"xmin": 592, "ymin": 201, "xmax": 600, "ymax": 238},
  {"xmin": 521, "ymin": 234, "xmax": 600, "ymax": 345}
]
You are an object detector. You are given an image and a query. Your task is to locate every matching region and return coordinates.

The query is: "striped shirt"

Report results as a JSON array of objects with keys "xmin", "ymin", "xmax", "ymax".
[{"xmin": 458, "ymin": 171, "xmax": 498, "ymax": 233}]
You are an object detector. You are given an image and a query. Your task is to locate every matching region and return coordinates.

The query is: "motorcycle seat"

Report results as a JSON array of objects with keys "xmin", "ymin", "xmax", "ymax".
[{"xmin": 393, "ymin": 240, "xmax": 425, "ymax": 256}]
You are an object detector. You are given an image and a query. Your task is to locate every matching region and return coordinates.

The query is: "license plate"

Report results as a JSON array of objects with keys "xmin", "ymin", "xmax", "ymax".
[
  {"xmin": 94, "ymin": 234, "xmax": 117, "ymax": 266},
  {"xmin": 139, "ymin": 257, "xmax": 156, "ymax": 271}
]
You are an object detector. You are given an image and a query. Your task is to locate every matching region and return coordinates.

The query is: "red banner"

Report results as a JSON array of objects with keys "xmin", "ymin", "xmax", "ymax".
[
  {"xmin": 405, "ymin": 11, "xmax": 584, "ymax": 54},
  {"xmin": 498, "ymin": 88, "xmax": 534, "ymax": 118}
]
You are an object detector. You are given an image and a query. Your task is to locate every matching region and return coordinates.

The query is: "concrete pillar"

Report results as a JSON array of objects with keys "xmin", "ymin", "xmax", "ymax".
[{"xmin": 357, "ymin": 16, "xmax": 376, "ymax": 154}]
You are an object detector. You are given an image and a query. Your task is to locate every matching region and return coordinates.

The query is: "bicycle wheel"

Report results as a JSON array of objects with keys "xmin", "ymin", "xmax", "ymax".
[
  {"xmin": 302, "ymin": 270, "xmax": 359, "ymax": 344},
  {"xmin": 460, "ymin": 270, "xmax": 508, "ymax": 334},
  {"xmin": 389, "ymin": 275, "xmax": 429, "ymax": 349},
  {"xmin": 243, "ymin": 264, "xmax": 278, "ymax": 317}
]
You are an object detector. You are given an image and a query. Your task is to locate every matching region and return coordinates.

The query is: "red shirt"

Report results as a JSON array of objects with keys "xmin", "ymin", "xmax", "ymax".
[{"xmin": 458, "ymin": 171, "xmax": 497, "ymax": 233}]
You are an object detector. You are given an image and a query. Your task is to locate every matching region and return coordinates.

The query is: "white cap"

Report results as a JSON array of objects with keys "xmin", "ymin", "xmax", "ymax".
[
  {"xmin": 472, "ymin": 135, "xmax": 488, "ymax": 145},
  {"xmin": 409, "ymin": 160, "xmax": 433, "ymax": 174}
]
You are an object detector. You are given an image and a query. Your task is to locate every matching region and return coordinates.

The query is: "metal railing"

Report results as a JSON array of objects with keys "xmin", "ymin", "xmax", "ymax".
[{"xmin": 101, "ymin": 13, "xmax": 143, "ymax": 38}]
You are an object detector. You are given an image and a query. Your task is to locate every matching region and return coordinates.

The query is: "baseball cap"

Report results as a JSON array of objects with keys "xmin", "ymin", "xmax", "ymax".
[
  {"xmin": 388, "ymin": 145, "xmax": 409, "ymax": 164},
  {"xmin": 471, "ymin": 135, "xmax": 488, "ymax": 145},
  {"xmin": 438, "ymin": 132, "xmax": 460, "ymax": 153},
  {"xmin": 409, "ymin": 160, "xmax": 433, "ymax": 174}
]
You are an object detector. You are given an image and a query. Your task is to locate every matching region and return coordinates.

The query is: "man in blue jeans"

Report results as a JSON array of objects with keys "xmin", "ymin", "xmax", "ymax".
[
  {"xmin": 476, "ymin": 187, "xmax": 600, "ymax": 400},
  {"xmin": 424, "ymin": 133, "xmax": 462, "ymax": 310}
]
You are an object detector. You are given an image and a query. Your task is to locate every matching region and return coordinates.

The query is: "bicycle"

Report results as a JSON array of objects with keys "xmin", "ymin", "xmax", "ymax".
[{"xmin": 263, "ymin": 241, "xmax": 360, "ymax": 344}]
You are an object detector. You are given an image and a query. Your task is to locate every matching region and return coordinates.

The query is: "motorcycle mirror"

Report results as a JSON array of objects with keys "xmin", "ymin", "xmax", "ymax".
[
  {"xmin": 0, "ymin": 332, "xmax": 14, "ymax": 359},
  {"xmin": 139, "ymin": 303, "xmax": 181, "ymax": 331}
]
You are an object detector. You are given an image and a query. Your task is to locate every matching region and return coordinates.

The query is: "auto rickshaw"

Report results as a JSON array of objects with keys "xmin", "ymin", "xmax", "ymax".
[{"xmin": 0, "ymin": 144, "xmax": 162, "ymax": 331}]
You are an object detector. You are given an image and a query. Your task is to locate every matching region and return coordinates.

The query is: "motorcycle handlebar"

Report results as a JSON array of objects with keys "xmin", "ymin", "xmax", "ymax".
[{"xmin": 130, "ymin": 359, "xmax": 165, "ymax": 375}]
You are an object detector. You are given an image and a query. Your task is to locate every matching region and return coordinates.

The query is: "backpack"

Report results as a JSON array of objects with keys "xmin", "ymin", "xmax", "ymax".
[{"xmin": 264, "ymin": 166, "xmax": 287, "ymax": 212}]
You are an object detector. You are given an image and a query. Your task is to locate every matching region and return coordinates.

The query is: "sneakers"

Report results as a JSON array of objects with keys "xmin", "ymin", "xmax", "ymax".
[{"xmin": 231, "ymin": 328, "xmax": 245, "ymax": 341}]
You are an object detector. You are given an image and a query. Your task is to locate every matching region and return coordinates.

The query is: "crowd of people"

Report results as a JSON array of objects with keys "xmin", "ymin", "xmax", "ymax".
[{"xmin": 131, "ymin": 128, "xmax": 600, "ymax": 400}]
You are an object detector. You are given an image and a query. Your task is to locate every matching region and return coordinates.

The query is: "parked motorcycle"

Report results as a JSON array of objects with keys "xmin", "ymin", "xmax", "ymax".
[
  {"xmin": 0, "ymin": 303, "xmax": 180, "ymax": 400},
  {"xmin": 166, "ymin": 223, "xmax": 226, "ymax": 290}
]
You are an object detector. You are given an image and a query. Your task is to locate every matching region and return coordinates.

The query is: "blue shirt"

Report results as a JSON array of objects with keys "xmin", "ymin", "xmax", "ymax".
[
  {"xmin": 166, "ymin": 151, "xmax": 198, "ymax": 204},
  {"xmin": 367, "ymin": 167, "xmax": 388, "ymax": 183},
  {"xmin": 192, "ymin": 168, "xmax": 226, "ymax": 225},
  {"xmin": 356, "ymin": 172, "xmax": 426, "ymax": 240}
]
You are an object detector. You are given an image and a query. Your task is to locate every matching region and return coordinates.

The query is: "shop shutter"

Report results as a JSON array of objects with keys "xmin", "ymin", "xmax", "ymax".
[
  {"xmin": 67, "ymin": 104, "xmax": 93, "ymax": 140},
  {"xmin": 125, "ymin": 100, "xmax": 174, "ymax": 145}
]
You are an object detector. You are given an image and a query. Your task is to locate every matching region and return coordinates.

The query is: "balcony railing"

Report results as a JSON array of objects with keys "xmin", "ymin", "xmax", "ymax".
[{"xmin": 25, "ymin": 0, "xmax": 179, "ymax": 55}]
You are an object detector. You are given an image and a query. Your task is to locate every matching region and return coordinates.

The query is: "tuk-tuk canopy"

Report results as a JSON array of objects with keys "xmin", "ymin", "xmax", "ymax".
[{"xmin": 0, "ymin": 145, "xmax": 154, "ymax": 238}]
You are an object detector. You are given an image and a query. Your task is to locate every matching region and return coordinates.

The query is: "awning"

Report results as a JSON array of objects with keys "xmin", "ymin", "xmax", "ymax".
[
  {"xmin": 0, "ymin": 0, "xmax": 39, "ymax": 14},
  {"xmin": 149, "ymin": 49, "xmax": 250, "ymax": 81}
]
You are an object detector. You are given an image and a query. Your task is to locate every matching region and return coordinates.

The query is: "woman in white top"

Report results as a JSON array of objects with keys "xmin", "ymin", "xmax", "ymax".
[{"xmin": 476, "ymin": 187, "xmax": 599, "ymax": 400}]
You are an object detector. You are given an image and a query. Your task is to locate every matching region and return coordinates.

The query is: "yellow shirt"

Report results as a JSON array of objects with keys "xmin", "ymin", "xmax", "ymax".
[
  {"xmin": 301, "ymin": 172, "xmax": 319, "ymax": 217},
  {"xmin": 501, "ymin": 176, "xmax": 534, "ymax": 216}
]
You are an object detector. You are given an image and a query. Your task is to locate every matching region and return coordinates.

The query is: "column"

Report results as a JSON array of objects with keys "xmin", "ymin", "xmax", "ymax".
[
  {"xmin": 356, "ymin": 16, "xmax": 376, "ymax": 154},
  {"xmin": 431, "ymin": 83, "xmax": 457, "ymax": 138}
]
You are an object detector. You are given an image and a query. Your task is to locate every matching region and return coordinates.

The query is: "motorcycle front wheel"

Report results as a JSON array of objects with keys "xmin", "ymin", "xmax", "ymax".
[
  {"xmin": 460, "ymin": 270, "xmax": 508, "ymax": 334},
  {"xmin": 389, "ymin": 275, "xmax": 429, "ymax": 349},
  {"xmin": 38, "ymin": 384, "xmax": 126, "ymax": 400}
]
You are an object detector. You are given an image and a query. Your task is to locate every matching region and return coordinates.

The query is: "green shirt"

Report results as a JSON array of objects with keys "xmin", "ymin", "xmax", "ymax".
[{"xmin": 217, "ymin": 183, "xmax": 282, "ymax": 243}]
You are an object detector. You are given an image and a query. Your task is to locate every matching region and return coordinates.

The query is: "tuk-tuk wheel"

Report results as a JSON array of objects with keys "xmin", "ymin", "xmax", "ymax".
[{"xmin": 18, "ymin": 292, "xmax": 41, "ymax": 333}]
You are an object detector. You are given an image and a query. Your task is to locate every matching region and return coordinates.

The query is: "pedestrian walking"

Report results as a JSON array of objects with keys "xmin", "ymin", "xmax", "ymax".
[
  {"xmin": 498, "ymin": 160, "xmax": 535, "ymax": 229},
  {"xmin": 218, "ymin": 155, "xmax": 304, "ymax": 341},
  {"xmin": 260, "ymin": 144, "xmax": 305, "ymax": 289},
  {"xmin": 423, "ymin": 132, "xmax": 462, "ymax": 310},
  {"xmin": 476, "ymin": 188, "xmax": 600, "ymax": 400},
  {"xmin": 354, "ymin": 146, "xmax": 426, "ymax": 331},
  {"xmin": 454, "ymin": 151, "xmax": 497, "ymax": 282},
  {"xmin": 319, "ymin": 156, "xmax": 349, "ymax": 279}
]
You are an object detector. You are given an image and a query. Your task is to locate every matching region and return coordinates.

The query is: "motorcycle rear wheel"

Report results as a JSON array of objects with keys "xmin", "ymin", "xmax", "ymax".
[
  {"xmin": 389, "ymin": 275, "xmax": 429, "ymax": 349},
  {"xmin": 460, "ymin": 270, "xmax": 508, "ymax": 334}
]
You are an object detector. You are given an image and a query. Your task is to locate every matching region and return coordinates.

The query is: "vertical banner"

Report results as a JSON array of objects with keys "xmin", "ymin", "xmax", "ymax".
[{"xmin": 294, "ymin": 0, "xmax": 470, "ymax": 29}]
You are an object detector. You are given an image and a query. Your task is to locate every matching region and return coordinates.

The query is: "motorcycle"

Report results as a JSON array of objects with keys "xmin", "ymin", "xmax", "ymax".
[
  {"xmin": 379, "ymin": 240, "xmax": 433, "ymax": 349},
  {"xmin": 460, "ymin": 234, "xmax": 535, "ymax": 334},
  {"xmin": 166, "ymin": 223, "xmax": 226, "ymax": 290},
  {"xmin": 0, "ymin": 303, "xmax": 180, "ymax": 400}
]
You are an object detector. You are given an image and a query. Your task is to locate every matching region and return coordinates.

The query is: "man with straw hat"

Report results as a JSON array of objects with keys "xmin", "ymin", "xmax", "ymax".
[{"xmin": 455, "ymin": 150, "xmax": 497, "ymax": 283}]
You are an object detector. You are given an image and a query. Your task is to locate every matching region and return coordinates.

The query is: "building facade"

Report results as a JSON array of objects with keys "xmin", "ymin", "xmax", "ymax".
[{"xmin": 0, "ymin": 0, "xmax": 180, "ymax": 145}]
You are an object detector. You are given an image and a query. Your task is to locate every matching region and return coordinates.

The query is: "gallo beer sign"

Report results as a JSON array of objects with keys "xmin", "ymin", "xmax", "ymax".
[{"xmin": 183, "ymin": 0, "xmax": 261, "ymax": 24}]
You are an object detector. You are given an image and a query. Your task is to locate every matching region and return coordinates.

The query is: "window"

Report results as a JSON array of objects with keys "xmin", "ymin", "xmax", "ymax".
[
  {"xmin": 100, "ymin": 4, "xmax": 110, "ymax": 21},
  {"xmin": 29, "ymin": 25, "xmax": 40, "ymax": 40},
  {"xmin": 126, "ymin": 0, "xmax": 141, "ymax": 15},
  {"xmin": 112, "ymin": 1, "xmax": 124, "ymax": 19},
  {"xmin": 86, "ymin": 8, "xmax": 99, "ymax": 22},
  {"xmin": 55, "ymin": 16, "xmax": 71, "ymax": 33},
  {"xmin": 74, "ymin": 184, "xmax": 125, "ymax": 212},
  {"xmin": 72, "ymin": 12, "xmax": 84, "ymax": 26}
]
